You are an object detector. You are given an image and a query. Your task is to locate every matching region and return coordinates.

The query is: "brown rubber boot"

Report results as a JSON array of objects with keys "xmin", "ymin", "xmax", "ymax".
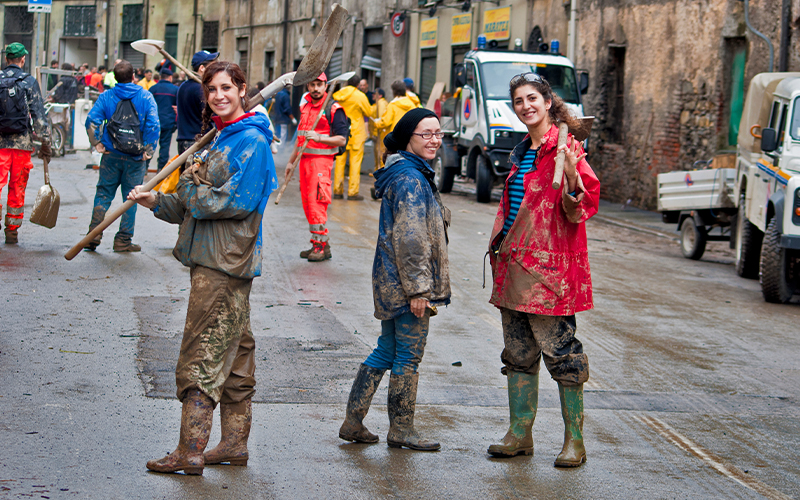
[
  {"xmin": 4, "ymin": 228, "xmax": 18, "ymax": 244},
  {"xmin": 113, "ymin": 240, "xmax": 142, "ymax": 252},
  {"xmin": 339, "ymin": 364, "xmax": 385, "ymax": 443},
  {"xmin": 554, "ymin": 383, "xmax": 586, "ymax": 467},
  {"xmin": 146, "ymin": 389, "xmax": 214, "ymax": 475},
  {"xmin": 204, "ymin": 399, "xmax": 251, "ymax": 466},
  {"xmin": 301, "ymin": 241, "xmax": 331, "ymax": 259},
  {"xmin": 84, "ymin": 207, "xmax": 105, "ymax": 251},
  {"xmin": 487, "ymin": 372, "xmax": 538, "ymax": 457},
  {"xmin": 307, "ymin": 241, "xmax": 331, "ymax": 262},
  {"xmin": 386, "ymin": 373, "xmax": 440, "ymax": 451}
]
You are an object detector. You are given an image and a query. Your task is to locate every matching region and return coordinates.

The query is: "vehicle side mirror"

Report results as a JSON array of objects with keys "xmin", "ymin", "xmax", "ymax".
[
  {"xmin": 454, "ymin": 64, "xmax": 466, "ymax": 88},
  {"xmin": 578, "ymin": 71, "xmax": 589, "ymax": 95},
  {"xmin": 461, "ymin": 87, "xmax": 472, "ymax": 100},
  {"xmin": 761, "ymin": 127, "xmax": 778, "ymax": 152}
]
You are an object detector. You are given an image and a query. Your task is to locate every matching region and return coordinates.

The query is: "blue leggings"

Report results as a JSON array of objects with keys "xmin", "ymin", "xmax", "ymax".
[{"xmin": 364, "ymin": 311, "xmax": 430, "ymax": 375}]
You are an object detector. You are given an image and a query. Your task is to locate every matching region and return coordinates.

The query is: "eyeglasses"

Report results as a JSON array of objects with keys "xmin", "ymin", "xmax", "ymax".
[
  {"xmin": 510, "ymin": 72, "xmax": 545, "ymax": 86},
  {"xmin": 412, "ymin": 131, "xmax": 445, "ymax": 140}
]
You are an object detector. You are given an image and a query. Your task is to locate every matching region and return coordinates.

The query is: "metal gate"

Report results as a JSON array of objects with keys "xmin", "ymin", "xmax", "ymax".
[
  {"xmin": 419, "ymin": 48, "xmax": 437, "ymax": 105},
  {"xmin": 121, "ymin": 42, "xmax": 145, "ymax": 69}
]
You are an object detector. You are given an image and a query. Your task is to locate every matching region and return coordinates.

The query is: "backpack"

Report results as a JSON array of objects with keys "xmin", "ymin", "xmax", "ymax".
[
  {"xmin": 324, "ymin": 100, "xmax": 350, "ymax": 156},
  {"xmin": 106, "ymin": 97, "xmax": 145, "ymax": 155},
  {"xmin": 0, "ymin": 70, "xmax": 30, "ymax": 135}
]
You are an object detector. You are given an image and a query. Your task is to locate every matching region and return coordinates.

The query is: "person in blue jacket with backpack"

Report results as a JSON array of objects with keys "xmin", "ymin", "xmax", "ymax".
[{"xmin": 85, "ymin": 59, "xmax": 159, "ymax": 252}]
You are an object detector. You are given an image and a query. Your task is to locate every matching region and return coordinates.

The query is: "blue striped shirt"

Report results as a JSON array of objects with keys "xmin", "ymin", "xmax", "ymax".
[{"xmin": 502, "ymin": 148, "xmax": 537, "ymax": 235}]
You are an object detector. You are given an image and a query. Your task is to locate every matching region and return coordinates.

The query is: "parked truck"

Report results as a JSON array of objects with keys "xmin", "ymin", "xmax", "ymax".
[
  {"xmin": 657, "ymin": 72, "xmax": 800, "ymax": 303},
  {"xmin": 434, "ymin": 49, "xmax": 588, "ymax": 202}
]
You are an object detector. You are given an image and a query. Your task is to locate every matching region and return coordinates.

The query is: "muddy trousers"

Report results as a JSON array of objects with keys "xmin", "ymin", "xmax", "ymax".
[
  {"xmin": 333, "ymin": 141, "xmax": 365, "ymax": 196},
  {"xmin": 364, "ymin": 310, "xmax": 430, "ymax": 376},
  {"xmin": 176, "ymin": 266, "xmax": 256, "ymax": 405},
  {"xmin": 298, "ymin": 155, "xmax": 333, "ymax": 243},
  {"xmin": 499, "ymin": 308, "xmax": 589, "ymax": 386},
  {"xmin": 88, "ymin": 152, "xmax": 146, "ymax": 244},
  {"xmin": 156, "ymin": 125, "xmax": 175, "ymax": 171},
  {"xmin": 0, "ymin": 148, "xmax": 33, "ymax": 231}
]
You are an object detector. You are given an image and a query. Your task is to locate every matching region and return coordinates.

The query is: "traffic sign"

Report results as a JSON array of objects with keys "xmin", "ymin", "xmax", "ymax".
[
  {"xmin": 390, "ymin": 13, "xmax": 406, "ymax": 37},
  {"xmin": 28, "ymin": 0, "xmax": 51, "ymax": 13}
]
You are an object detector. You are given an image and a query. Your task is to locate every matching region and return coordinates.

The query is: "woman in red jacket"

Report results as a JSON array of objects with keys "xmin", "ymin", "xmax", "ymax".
[{"xmin": 486, "ymin": 73, "xmax": 600, "ymax": 467}]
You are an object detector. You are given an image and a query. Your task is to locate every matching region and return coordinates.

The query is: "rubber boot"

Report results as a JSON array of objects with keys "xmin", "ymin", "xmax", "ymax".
[
  {"xmin": 84, "ymin": 207, "xmax": 105, "ymax": 251},
  {"xmin": 554, "ymin": 383, "xmax": 586, "ymax": 467},
  {"xmin": 487, "ymin": 371, "xmax": 538, "ymax": 457},
  {"xmin": 301, "ymin": 241, "xmax": 332, "ymax": 259},
  {"xmin": 386, "ymin": 373, "xmax": 440, "ymax": 451},
  {"xmin": 4, "ymin": 228, "xmax": 18, "ymax": 244},
  {"xmin": 307, "ymin": 241, "xmax": 331, "ymax": 262},
  {"xmin": 204, "ymin": 399, "xmax": 251, "ymax": 466},
  {"xmin": 146, "ymin": 389, "xmax": 214, "ymax": 475},
  {"xmin": 339, "ymin": 364, "xmax": 385, "ymax": 443}
]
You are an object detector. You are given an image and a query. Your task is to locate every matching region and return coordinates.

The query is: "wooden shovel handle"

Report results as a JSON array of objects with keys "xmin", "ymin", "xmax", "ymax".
[
  {"xmin": 552, "ymin": 122, "xmax": 570, "ymax": 190},
  {"xmin": 159, "ymin": 48, "xmax": 201, "ymax": 84},
  {"xmin": 42, "ymin": 156, "xmax": 50, "ymax": 186}
]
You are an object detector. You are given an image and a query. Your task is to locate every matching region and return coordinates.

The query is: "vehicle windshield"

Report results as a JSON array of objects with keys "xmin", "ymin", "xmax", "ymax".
[
  {"xmin": 791, "ymin": 97, "xmax": 800, "ymax": 141},
  {"xmin": 480, "ymin": 62, "xmax": 580, "ymax": 104}
]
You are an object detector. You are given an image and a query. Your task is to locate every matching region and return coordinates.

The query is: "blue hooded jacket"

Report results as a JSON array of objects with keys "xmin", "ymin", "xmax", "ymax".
[
  {"xmin": 372, "ymin": 151, "xmax": 451, "ymax": 320},
  {"xmin": 85, "ymin": 82, "xmax": 160, "ymax": 159},
  {"xmin": 152, "ymin": 112, "xmax": 278, "ymax": 279}
]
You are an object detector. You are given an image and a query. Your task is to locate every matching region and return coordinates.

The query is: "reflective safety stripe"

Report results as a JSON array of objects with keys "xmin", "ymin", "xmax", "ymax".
[
  {"xmin": 303, "ymin": 147, "xmax": 336, "ymax": 156},
  {"xmin": 7, "ymin": 206, "xmax": 23, "ymax": 215}
]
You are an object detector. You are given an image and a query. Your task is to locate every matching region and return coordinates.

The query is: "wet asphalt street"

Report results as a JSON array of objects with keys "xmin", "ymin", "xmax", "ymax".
[{"xmin": 1, "ymin": 150, "xmax": 799, "ymax": 499}]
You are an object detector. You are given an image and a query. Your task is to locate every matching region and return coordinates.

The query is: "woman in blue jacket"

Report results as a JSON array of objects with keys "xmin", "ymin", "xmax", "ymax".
[
  {"xmin": 339, "ymin": 108, "xmax": 451, "ymax": 451},
  {"xmin": 128, "ymin": 62, "xmax": 277, "ymax": 474}
]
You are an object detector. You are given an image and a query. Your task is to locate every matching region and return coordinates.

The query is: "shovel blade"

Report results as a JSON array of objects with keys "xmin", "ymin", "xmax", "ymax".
[
  {"xmin": 293, "ymin": 4, "xmax": 348, "ymax": 88},
  {"xmin": 30, "ymin": 184, "xmax": 60, "ymax": 229},
  {"xmin": 570, "ymin": 116, "xmax": 595, "ymax": 142},
  {"xmin": 131, "ymin": 39, "xmax": 165, "ymax": 56}
]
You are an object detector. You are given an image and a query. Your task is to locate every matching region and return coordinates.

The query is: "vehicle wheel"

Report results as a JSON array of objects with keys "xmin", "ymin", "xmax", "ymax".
[
  {"xmin": 51, "ymin": 123, "xmax": 66, "ymax": 157},
  {"xmin": 431, "ymin": 149, "xmax": 455, "ymax": 193},
  {"xmin": 759, "ymin": 217, "xmax": 796, "ymax": 303},
  {"xmin": 735, "ymin": 193, "xmax": 762, "ymax": 278},
  {"xmin": 476, "ymin": 154, "xmax": 494, "ymax": 203},
  {"xmin": 680, "ymin": 217, "xmax": 706, "ymax": 260}
]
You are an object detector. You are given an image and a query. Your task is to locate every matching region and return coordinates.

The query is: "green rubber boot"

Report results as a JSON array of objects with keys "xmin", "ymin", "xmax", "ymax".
[
  {"xmin": 487, "ymin": 372, "xmax": 538, "ymax": 457},
  {"xmin": 555, "ymin": 383, "xmax": 586, "ymax": 467}
]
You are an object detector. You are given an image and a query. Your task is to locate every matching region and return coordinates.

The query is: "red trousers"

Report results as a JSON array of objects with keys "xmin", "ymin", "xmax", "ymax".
[
  {"xmin": 0, "ymin": 149, "xmax": 33, "ymax": 231},
  {"xmin": 298, "ymin": 154, "xmax": 333, "ymax": 241}
]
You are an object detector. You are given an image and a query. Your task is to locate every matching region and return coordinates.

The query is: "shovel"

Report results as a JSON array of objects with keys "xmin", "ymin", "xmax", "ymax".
[
  {"xmin": 130, "ymin": 39, "xmax": 202, "ymax": 83},
  {"xmin": 65, "ymin": 3, "xmax": 349, "ymax": 261},
  {"xmin": 30, "ymin": 157, "xmax": 60, "ymax": 228},
  {"xmin": 552, "ymin": 116, "xmax": 594, "ymax": 190},
  {"xmin": 273, "ymin": 70, "xmax": 356, "ymax": 205}
]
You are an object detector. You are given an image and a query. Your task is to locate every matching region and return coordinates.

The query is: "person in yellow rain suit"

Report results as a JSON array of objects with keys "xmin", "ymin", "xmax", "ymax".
[
  {"xmin": 403, "ymin": 78, "xmax": 421, "ymax": 107},
  {"xmin": 332, "ymin": 74, "xmax": 374, "ymax": 200},
  {"xmin": 369, "ymin": 81, "xmax": 421, "ymax": 199},
  {"xmin": 370, "ymin": 88, "xmax": 389, "ymax": 170}
]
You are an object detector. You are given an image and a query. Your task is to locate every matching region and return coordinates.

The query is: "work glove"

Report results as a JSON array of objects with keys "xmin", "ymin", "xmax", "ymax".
[
  {"xmin": 291, "ymin": 117, "xmax": 298, "ymax": 126},
  {"xmin": 38, "ymin": 142, "xmax": 52, "ymax": 161}
]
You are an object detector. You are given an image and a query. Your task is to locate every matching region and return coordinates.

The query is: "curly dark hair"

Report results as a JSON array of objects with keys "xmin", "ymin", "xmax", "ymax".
[
  {"xmin": 198, "ymin": 61, "xmax": 248, "ymax": 138},
  {"xmin": 509, "ymin": 75, "xmax": 579, "ymax": 131}
]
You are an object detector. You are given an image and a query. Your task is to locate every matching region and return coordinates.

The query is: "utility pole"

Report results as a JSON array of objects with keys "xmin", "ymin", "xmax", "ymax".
[{"xmin": 779, "ymin": 0, "xmax": 791, "ymax": 72}]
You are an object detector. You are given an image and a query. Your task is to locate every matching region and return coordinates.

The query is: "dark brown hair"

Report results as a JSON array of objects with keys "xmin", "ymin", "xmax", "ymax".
[
  {"xmin": 509, "ymin": 77, "xmax": 579, "ymax": 130},
  {"xmin": 198, "ymin": 61, "xmax": 248, "ymax": 137},
  {"xmin": 391, "ymin": 80, "xmax": 406, "ymax": 98},
  {"xmin": 113, "ymin": 60, "xmax": 133, "ymax": 83}
]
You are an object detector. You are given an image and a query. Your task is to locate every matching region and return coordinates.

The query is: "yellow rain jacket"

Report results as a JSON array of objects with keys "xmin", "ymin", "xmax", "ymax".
[
  {"xmin": 332, "ymin": 86, "xmax": 373, "ymax": 148},
  {"xmin": 407, "ymin": 91, "xmax": 421, "ymax": 107},
  {"xmin": 374, "ymin": 95, "xmax": 419, "ymax": 132}
]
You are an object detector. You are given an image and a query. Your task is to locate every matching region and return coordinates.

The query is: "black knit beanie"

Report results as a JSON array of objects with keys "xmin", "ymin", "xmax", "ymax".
[{"xmin": 383, "ymin": 108, "xmax": 438, "ymax": 153}]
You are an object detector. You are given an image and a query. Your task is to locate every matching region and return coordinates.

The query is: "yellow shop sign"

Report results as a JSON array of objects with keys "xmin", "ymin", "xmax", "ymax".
[
  {"xmin": 420, "ymin": 18, "xmax": 439, "ymax": 48},
  {"xmin": 483, "ymin": 6, "xmax": 511, "ymax": 41},
  {"xmin": 451, "ymin": 13, "xmax": 472, "ymax": 46}
]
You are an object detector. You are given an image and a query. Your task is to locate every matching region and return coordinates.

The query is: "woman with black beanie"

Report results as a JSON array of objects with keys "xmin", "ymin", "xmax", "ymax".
[{"xmin": 339, "ymin": 108, "xmax": 451, "ymax": 451}]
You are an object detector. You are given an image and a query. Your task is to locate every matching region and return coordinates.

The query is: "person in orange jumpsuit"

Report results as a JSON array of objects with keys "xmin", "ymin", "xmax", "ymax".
[
  {"xmin": 284, "ymin": 73, "xmax": 348, "ymax": 261},
  {"xmin": 332, "ymin": 74, "xmax": 374, "ymax": 200}
]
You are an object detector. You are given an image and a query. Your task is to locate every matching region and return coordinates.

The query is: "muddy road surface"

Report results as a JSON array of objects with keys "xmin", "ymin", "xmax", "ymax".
[{"xmin": 1, "ymin": 152, "xmax": 798, "ymax": 499}]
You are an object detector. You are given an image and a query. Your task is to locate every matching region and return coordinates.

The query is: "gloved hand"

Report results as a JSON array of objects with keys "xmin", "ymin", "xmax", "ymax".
[
  {"xmin": 38, "ymin": 142, "xmax": 52, "ymax": 161},
  {"xmin": 291, "ymin": 117, "xmax": 298, "ymax": 126}
]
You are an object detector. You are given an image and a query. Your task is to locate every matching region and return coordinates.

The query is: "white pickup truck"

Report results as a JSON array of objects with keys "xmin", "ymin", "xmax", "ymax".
[
  {"xmin": 658, "ymin": 73, "xmax": 800, "ymax": 303},
  {"xmin": 433, "ymin": 49, "xmax": 588, "ymax": 202}
]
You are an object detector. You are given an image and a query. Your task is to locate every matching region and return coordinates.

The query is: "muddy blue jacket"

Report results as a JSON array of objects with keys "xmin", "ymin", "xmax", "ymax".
[
  {"xmin": 372, "ymin": 151, "xmax": 451, "ymax": 320},
  {"xmin": 152, "ymin": 112, "xmax": 277, "ymax": 279},
  {"xmin": 85, "ymin": 82, "xmax": 160, "ymax": 160}
]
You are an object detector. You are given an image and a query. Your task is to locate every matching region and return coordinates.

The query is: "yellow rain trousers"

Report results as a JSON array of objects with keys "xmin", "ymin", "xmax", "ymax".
[{"xmin": 332, "ymin": 86, "xmax": 374, "ymax": 197}]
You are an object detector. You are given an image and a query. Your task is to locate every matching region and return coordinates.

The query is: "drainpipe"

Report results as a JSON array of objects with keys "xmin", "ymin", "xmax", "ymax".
[
  {"xmin": 743, "ymin": 0, "xmax": 774, "ymax": 72},
  {"xmin": 567, "ymin": 0, "xmax": 577, "ymax": 62},
  {"xmin": 193, "ymin": 0, "xmax": 198, "ymax": 54},
  {"xmin": 779, "ymin": 0, "xmax": 791, "ymax": 72},
  {"xmin": 105, "ymin": 0, "xmax": 111, "ymax": 64},
  {"xmin": 282, "ymin": 0, "xmax": 290, "ymax": 73}
]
